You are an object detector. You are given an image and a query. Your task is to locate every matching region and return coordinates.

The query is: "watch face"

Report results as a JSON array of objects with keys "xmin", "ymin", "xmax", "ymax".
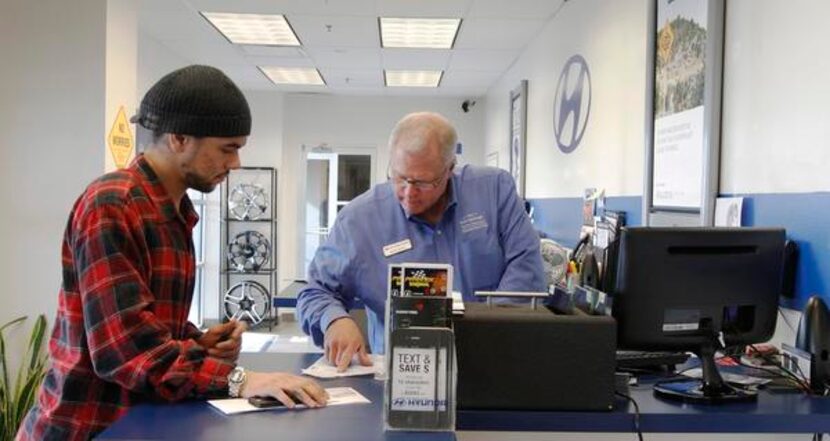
[{"xmin": 230, "ymin": 368, "xmax": 244, "ymax": 383}]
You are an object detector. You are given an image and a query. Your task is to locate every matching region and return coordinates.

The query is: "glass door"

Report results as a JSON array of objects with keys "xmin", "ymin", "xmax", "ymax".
[{"xmin": 303, "ymin": 150, "xmax": 373, "ymax": 275}]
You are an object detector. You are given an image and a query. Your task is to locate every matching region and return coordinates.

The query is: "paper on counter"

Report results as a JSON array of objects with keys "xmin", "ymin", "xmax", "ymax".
[
  {"xmin": 240, "ymin": 332, "xmax": 277, "ymax": 353},
  {"xmin": 451, "ymin": 290, "xmax": 465, "ymax": 315},
  {"xmin": 682, "ymin": 367, "xmax": 771, "ymax": 386},
  {"xmin": 301, "ymin": 354, "xmax": 384, "ymax": 379},
  {"xmin": 208, "ymin": 387, "xmax": 370, "ymax": 415}
]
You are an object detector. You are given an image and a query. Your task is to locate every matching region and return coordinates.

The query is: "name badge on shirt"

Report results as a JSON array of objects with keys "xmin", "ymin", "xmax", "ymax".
[
  {"xmin": 459, "ymin": 212, "xmax": 488, "ymax": 234},
  {"xmin": 383, "ymin": 239, "xmax": 412, "ymax": 257}
]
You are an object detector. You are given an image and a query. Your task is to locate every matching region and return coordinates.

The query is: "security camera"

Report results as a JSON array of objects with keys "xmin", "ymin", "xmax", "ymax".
[{"xmin": 461, "ymin": 99, "xmax": 476, "ymax": 113}]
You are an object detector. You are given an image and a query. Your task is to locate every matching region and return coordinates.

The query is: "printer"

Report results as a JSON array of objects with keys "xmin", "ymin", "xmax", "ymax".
[{"xmin": 453, "ymin": 303, "xmax": 616, "ymax": 411}]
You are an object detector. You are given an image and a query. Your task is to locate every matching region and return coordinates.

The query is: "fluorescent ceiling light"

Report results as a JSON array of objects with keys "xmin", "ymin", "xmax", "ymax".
[
  {"xmin": 202, "ymin": 12, "xmax": 300, "ymax": 46},
  {"xmin": 384, "ymin": 70, "xmax": 443, "ymax": 88},
  {"xmin": 380, "ymin": 17, "xmax": 461, "ymax": 49},
  {"xmin": 260, "ymin": 67, "xmax": 326, "ymax": 86}
]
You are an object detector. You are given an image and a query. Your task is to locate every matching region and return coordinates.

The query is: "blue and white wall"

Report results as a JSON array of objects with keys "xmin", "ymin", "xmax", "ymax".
[
  {"xmin": 484, "ymin": 0, "xmax": 830, "ymax": 313},
  {"xmin": 485, "ymin": 0, "xmax": 647, "ymax": 247},
  {"xmin": 720, "ymin": 0, "xmax": 830, "ymax": 311}
]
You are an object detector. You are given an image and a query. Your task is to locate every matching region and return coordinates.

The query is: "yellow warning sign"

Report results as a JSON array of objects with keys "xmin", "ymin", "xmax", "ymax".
[{"xmin": 108, "ymin": 106, "xmax": 134, "ymax": 169}]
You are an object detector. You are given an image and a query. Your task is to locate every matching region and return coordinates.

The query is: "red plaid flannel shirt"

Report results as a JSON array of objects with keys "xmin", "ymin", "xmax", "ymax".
[{"xmin": 17, "ymin": 156, "xmax": 233, "ymax": 441}]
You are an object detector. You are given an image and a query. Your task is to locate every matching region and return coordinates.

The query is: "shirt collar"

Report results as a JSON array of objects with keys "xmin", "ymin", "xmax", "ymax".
[{"xmin": 130, "ymin": 154, "xmax": 199, "ymax": 228}]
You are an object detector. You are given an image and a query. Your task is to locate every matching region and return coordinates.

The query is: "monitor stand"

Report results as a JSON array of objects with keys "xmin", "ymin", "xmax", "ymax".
[{"xmin": 653, "ymin": 339, "xmax": 757, "ymax": 403}]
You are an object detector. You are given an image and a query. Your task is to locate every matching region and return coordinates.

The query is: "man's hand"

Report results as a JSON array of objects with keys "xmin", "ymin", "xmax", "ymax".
[
  {"xmin": 197, "ymin": 320, "xmax": 246, "ymax": 362},
  {"xmin": 243, "ymin": 371, "xmax": 328, "ymax": 408},
  {"xmin": 324, "ymin": 317, "xmax": 372, "ymax": 372}
]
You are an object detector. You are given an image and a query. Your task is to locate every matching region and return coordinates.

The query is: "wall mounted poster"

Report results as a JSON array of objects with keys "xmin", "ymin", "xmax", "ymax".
[
  {"xmin": 509, "ymin": 80, "xmax": 528, "ymax": 198},
  {"xmin": 652, "ymin": 0, "xmax": 707, "ymax": 209}
]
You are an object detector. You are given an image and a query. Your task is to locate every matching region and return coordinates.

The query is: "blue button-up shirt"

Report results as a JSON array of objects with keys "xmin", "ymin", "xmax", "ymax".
[{"xmin": 297, "ymin": 165, "xmax": 546, "ymax": 352}]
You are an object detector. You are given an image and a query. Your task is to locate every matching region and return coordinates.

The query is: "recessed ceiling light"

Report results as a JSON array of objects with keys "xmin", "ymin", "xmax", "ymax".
[
  {"xmin": 380, "ymin": 17, "xmax": 461, "ymax": 49},
  {"xmin": 202, "ymin": 12, "xmax": 300, "ymax": 46},
  {"xmin": 259, "ymin": 67, "xmax": 326, "ymax": 86},
  {"xmin": 384, "ymin": 70, "xmax": 443, "ymax": 88}
]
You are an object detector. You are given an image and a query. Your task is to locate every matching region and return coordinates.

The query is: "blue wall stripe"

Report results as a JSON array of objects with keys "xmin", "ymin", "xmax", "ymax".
[
  {"xmin": 729, "ymin": 192, "xmax": 830, "ymax": 310},
  {"xmin": 529, "ymin": 196, "xmax": 642, "ymax": 247},
  {"xmin": 530, "ymin": 192, "xmax": 829, "ymax": 310}
]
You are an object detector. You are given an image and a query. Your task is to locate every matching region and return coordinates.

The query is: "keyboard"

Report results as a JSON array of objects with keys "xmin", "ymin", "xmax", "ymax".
[{"xmin": 616, "ymin": 350, "xmax": 690, "ymax": 370}]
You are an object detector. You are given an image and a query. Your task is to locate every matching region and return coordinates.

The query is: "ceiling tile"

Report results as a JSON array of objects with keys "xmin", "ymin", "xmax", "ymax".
[
  {"xmin": 381, "ymin": 49, "xmax": 451, "ymax": 70},
  {"xmin": 288, "ymin": 15, "xmax": 379, "ymax": 47},
  {"xmin": 189, "ymin": 0, "xmax": 377, "ymax": 15},
  {"xmin": 240, "ymin": 45, "xmax": 309, "ymax": 58},
  {"xmin": 449, "ymin": 49, "xmax": 519, "ymax": 71},
  {"xmin": 454, "ymin": 18, "xmax": 546, "ymax": 50},
  {"xmin": 377, "ymin": 0, "xmax": 471, "ymax": 18},
  {"xmin": 304, "ymin": 47, "xmax": 382, "ymax": 69},
  {"xmin": 318, "ymin": 68, "xmax": 384, "ymax": 87},
  {"xmin": 467, "ymin": 0, "xmax": 564, "ymax": 20},
  {"xmin": 138, "ymin": 0, "xmax": 554, "ymax": 96}
]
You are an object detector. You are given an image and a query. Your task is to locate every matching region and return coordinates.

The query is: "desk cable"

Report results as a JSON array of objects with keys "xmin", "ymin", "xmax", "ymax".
[
  {"xmin": 614, "ymin": 391, "xmax": 643, "ymax": 441},
  {"xmin": 741, "ymin": 343, "xmax": 813, "ymax": 393},
  {"xmin": 721, "ymin": 321, "xmax": 813, "ymax": 393}
]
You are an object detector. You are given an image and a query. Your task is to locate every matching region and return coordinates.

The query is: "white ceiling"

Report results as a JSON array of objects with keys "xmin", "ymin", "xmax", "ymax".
[{"xmin": 138, "ymin": 0, "xmax": 565, "ymax": 97}]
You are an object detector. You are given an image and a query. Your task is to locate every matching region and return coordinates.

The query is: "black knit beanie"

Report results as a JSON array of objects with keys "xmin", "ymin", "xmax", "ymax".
[{"xmin": 130, "ymin": 65, "xmax": 251, "ymax": 137}]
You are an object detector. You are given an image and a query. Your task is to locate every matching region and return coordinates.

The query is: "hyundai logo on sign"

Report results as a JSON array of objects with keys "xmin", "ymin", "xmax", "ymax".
[{"xmin": 553, "ymin": 54, "xmax": 592, "ymax": 153}]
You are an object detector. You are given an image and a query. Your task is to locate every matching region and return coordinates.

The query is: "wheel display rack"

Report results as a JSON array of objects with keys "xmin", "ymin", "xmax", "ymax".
[{"xmin": 219, "ymin": 167, "xmax": 277, "ymax": 329}]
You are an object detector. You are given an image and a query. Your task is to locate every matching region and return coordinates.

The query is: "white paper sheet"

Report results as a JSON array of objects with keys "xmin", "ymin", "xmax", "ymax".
[
  {"xmin": 301, "ymin": 354, "xmax": 384, "ymax": 379},
  {"xmin": 451, "ymin": 290, "xmax": 465, "ymax": 315},
  {"xmin": 240, "ymin": 332, "xmax": 277, "ymax": 353},
  {"xmin": 682, "ymin": 367, "xmax": 771, "ymax": 386},
  {"xmin": 714, "ymin": 197, "xmax": 744, "ymax": 227},
  {"xmin": 207, "ymin": 387, "xmax": 370, "ymax": 415}
]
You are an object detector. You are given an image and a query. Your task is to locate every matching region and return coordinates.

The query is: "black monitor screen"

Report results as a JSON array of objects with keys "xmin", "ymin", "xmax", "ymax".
[{"xmin": 611, "ymin": 227, "xmax": 785, "ymax": 402}]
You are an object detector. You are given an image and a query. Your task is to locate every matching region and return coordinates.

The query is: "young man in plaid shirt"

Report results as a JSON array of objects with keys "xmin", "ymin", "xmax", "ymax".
[{"xmin": 18, "ymin": 65, "xmax": 327, "ymax": 441}]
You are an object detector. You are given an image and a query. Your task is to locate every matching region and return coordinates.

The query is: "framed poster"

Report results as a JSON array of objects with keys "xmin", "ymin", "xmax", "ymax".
[
  {"xmin": 509, "ymin": 80, "xmax": 528, "ymax": 197},
  {"xmin": 644, "ymin": 0, "xmax": 724, "ymax": 226}
]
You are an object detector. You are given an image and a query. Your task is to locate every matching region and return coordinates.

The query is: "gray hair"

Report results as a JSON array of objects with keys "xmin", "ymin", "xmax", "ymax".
[{"xmin": 388, "ymin": 112, "xmax": 457, "ymax": 166}]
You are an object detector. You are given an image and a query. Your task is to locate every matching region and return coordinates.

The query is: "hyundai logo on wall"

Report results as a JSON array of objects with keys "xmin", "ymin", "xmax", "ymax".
[{"xmin": 553, "ymin": 54, "xmax": 592, "ymax": 153}]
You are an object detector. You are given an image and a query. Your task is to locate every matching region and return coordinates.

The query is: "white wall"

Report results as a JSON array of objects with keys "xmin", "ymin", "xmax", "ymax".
[
  {"xmin": 484, "ymin": 0, "xmax": 648, "ymax": 199},
  {"xmin": 720, "ymin": 0, "xmax": 830, "ymax": 194},
  {"xmin": 720, "ymin": 0, "xmax": 830, "ymax": 345},
  {"xmin": 0, "ymin": 0, "xmax": 107, "ymax": 363},
  {"xmin": 482, "ymin": 0, "xmax": 830, "ymax": 344},
  {"xmin": 484, "ymin": 0, "xmax": 830, "ymax": 200},
  {"xmin": 137, "ymin": 30, "xmax": 189, "ymax": 96},
  {"xmin": 280, "ymin": 94, "xmax": 485, "ymax": 287},
  {"xmin": 104, "ymin": 0, "xmax": 138, "ymax": 172}
]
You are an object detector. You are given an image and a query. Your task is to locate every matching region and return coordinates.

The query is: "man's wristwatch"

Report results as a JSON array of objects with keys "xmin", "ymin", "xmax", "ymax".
[{"xmin": 227, "ymin": 366, "xmax": 247, "ymax": 398}]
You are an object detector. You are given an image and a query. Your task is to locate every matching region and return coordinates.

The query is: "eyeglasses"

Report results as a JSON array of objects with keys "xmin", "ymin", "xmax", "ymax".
[{"xmin": 387, "ymin": 166, "xmax": 449, "ymax": 191}]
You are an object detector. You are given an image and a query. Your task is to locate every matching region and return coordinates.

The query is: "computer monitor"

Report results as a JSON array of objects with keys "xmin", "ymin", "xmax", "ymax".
[{"xmin": 612, "ymin": 227, "xmax": 786, "ymax": 403}]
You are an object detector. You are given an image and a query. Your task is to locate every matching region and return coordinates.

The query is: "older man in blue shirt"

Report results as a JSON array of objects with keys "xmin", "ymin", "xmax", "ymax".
[{"xmin": 297, "ymin": 112, "xmax": 545, "ymax": 371}]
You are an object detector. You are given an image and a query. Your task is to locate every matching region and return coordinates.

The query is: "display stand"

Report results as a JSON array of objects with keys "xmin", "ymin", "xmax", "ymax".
[
  {"xmin": 384, "ymin": 263, "xmax": 456, "ymax": 432},
  {"xmin": 219, "ymin": 167, "xmax": 277, "ymax": 329}
]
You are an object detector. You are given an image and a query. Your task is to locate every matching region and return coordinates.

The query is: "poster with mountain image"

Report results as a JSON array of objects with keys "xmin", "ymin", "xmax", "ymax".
[{"xmin": 652, "ymin": 0, "xmax": 708, "ymax": 209}]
